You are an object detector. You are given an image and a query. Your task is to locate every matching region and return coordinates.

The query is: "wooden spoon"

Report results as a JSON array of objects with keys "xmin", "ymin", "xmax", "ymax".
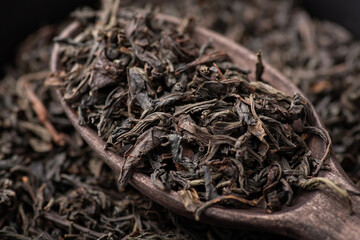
[{"xmin": 50, "ymin": 14, "xmax": 360, "ymax": 240}]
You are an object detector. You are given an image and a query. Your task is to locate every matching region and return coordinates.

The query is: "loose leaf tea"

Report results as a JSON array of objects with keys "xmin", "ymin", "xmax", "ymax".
[
  {"xmin": 2, "ymin": 0, "xmax": 360, "ymax": 239},
  {"xmin": 0, "ymin": 23, "xmax": 291, "ymax": 239},
  {"xmin": 52, "ymin": 4, "xmax": 351, "ymax": 218},
  {"xmin": 0, "ymin": 24, "xmax": 192, "ymax": 240},
  {"xmin": 166, "ymin": 0, "xmax": 360, "ymax": 188}
]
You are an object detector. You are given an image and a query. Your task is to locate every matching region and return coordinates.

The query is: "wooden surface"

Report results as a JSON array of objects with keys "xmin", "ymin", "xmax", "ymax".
[{"xmin": 51, "ymin": 16, "xmax": 360, "ymax": 240}]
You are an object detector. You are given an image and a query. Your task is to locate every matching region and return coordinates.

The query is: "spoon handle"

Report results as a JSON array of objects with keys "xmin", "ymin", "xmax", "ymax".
[{"xmin": 275, "ymin": 192, "xmax": 360, "ymax": 240}]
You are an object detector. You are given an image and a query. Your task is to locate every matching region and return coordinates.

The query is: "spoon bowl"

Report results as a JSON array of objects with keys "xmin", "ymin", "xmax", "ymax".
[{"xmin": 51, "ymin": 14, "xmax": 360, "ymax": 240}]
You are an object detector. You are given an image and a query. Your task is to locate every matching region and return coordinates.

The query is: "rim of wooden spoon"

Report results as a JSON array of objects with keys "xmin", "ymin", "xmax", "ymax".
[{"xmin": 50, "ymin": 13, "xmax": 360, "ymax": 238}]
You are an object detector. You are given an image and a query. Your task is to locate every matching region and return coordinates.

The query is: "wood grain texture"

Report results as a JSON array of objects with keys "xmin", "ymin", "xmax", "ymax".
[{"xmin": 50, "ymin": 16, "xmax": 360, "ymax": 240}]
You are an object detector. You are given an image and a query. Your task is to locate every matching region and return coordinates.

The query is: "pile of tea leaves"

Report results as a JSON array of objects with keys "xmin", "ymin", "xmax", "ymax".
[
  {"xmin": 52, "ymin": 4, "xmax": 346, "ymax": 217},
  {"xmin": 0, "ymin": 25, "xmax": 283, "ymax": 240},
  {"xmin": 158, "ymin": 0, "xmax": 360, "ymax": 188},
  {"xmin": 3, "ymin": 0, "xmax": 360, "ymax": 239},
  {"xmin": 0, "ymin": 24, "xmax": 194, "ymax": 240}
]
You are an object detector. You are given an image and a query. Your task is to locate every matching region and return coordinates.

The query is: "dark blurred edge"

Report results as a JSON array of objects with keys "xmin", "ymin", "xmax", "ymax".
[
  {"xmin": 302, "ymin": 0, "xmax": 360, "ymax": 39},
  {"xmin": 0, "ymin": 0, "xmax": 359, "ymax": 77},
  {"xmin": 0, "ymin": 0, "xmax": 99, "ymax": 77}
]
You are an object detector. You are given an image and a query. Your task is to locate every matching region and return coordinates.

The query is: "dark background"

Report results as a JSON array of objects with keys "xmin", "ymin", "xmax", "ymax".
[
  {"xmin": 0, "ymin": 0, "xmax": 99, "ymax": 76},
  {"xmin": 0, "ymin": 1, "xmax": 358, "ymax": 239},
  {"xmin": 0, "ymin": 0, "xmax": 359, "ymax": 77},
  {"xmin": 302, "ymin": 0, "xmax": 360, "ymax": 39}
]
